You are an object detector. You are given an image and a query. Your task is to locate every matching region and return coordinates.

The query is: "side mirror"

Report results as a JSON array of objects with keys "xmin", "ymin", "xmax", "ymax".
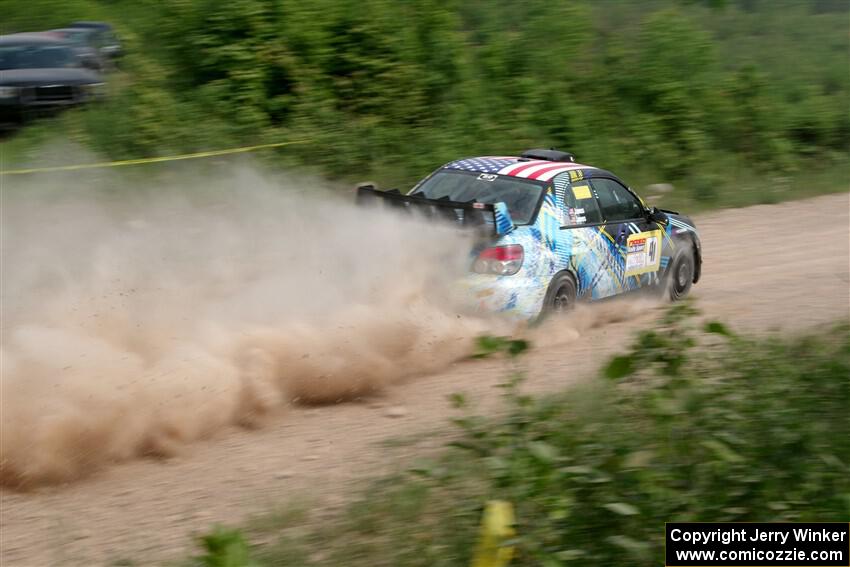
[{"xmin": 647, "ymin": 206, "xmax": 668, "ymax": 225}]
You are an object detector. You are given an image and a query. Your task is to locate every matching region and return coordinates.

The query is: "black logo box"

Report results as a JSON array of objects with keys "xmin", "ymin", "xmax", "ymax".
[{"xmin": 666, "ymin": 522, "xmax": 849, "ymax": 566}]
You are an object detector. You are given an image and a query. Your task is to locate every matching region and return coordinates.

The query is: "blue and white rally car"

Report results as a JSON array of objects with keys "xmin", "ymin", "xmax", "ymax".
[{"xmin": 358, "ymin": 149, "xmax": 702, "ymax": 321}]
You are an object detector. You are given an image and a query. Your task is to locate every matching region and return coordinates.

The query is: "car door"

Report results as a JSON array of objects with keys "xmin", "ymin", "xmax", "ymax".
[
  {"xmin": 590, "ymin": 177, "xmax": 663, "ymax": 293},
  {"xmin": 551, "ymin": 171, "xmax": 620, "ymax": 300}
]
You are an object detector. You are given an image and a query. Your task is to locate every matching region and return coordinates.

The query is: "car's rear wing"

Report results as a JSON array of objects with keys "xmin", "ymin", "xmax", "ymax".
[{"xmin": 356, "ymin": 185, "xmax": 514, "ymax": 236}]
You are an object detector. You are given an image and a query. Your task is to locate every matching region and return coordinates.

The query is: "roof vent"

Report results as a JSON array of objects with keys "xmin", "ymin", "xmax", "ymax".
[{"xmin": 520, "ymin": 148, "xmax": 575, "ymax": 162}]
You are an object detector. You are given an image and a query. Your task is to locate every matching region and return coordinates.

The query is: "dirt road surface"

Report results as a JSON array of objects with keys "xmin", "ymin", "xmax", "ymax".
[{"xmin": 2, "ymin": 193, "xmax": 848, "ymax": 566}]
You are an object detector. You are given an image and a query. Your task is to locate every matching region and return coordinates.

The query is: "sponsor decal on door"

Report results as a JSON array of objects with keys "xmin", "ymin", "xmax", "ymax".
[{"xmin": 625, "ymin": 229, "xmax": 662, "ymax": 275}]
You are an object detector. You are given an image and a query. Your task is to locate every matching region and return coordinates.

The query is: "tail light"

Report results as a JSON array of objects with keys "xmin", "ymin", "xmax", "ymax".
[{"xmin": 473, "ymin": 244, "xmax": 524, "ymax": 275}]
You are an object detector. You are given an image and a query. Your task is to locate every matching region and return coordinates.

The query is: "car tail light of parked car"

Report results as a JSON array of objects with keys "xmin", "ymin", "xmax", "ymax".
[{"xmin": 473, "ymin": 244, "xmax": 524, "ymax": 276}]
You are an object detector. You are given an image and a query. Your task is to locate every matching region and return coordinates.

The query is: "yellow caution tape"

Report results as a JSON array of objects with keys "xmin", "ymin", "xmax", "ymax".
[
  {"xmin": 471, "ymin": 500, "xmax": 516, "ymax": 567},
  {"xmin": 0, "ymin": 140, "xmax": 307, "ymax": 175}
]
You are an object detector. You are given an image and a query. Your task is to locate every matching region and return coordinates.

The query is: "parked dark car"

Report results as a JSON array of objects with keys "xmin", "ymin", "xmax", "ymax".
[
  {"xmin": 47, "ymin": 28, "xmax": 107, "ymax": 71},
  {"xmin": 0, "ymin": 34, "xmax": 105, "ymax": 124},
  {"xmin": 67, "ymin": 22, "xmax": 122, "ymax": 59}
]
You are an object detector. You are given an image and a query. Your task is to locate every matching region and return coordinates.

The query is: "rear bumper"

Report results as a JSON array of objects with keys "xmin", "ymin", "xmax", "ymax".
[{"xmin": 451, "ymin": 272, "xmax": 548, "ymax": 321}]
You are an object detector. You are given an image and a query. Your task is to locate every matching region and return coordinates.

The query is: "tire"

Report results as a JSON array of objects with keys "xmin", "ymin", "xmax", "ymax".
[
  {"xmin": 540, "ymin": 273, "xmax": 578, "ymax": 319},
  {"xmin": 665, "ymin": 248, "xmax": 695, "ymax": 301}
]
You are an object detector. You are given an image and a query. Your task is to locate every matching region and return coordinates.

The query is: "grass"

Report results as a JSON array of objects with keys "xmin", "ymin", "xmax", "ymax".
[
  {"xmin": 376, "ymin": 430, "xmax": 439, "ymax": 449},
  {"xmin": 625, "ymin": 150, "xmax": 850, "ymax": 214},
  {"xmin": 242, "ymin": 504, "xmax": 311, "ymax": 538},
  {"xmin": 178, "ymin": 304, "xmax": 850, "ymax": 566}
]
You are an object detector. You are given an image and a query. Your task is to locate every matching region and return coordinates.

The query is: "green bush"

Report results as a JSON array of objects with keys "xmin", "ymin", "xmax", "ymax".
[
  {"xmin": 195, "ymin": 528, "xmax": 260, "ymax": 567},
  {"xmin": 444, "ymin": 306, "xmax": 849, "ymax": 565}
]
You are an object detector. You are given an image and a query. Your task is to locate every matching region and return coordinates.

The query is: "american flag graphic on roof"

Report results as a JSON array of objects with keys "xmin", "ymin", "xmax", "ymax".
[
  {"xmin": 445, "ymin": 156, "xmax": 589, "ymax": 182},
  {"xmin": 446, "ymin": 157, "xmax": 518, "ymax": 174}
]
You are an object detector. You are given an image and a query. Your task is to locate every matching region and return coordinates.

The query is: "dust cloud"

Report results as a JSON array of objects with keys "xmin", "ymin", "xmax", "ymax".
[
  {"xmin": 0, "ymin": 158, "xmax": 657, "ymax": 487},
  {"xmin": 528, "ymin": 296, "xmax": 661, "ymax": 349},
  {"xmin": 0, "ymin": 163, "xmax": 502, "ymax": 486}
]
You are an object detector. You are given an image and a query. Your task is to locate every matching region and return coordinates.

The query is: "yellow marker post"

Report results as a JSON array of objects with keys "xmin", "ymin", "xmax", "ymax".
[
  {"xmin": 471, "ymin": 500, "xmax": 515, "ymax": 567},
  {"xmin": 0, "ymin": 140, "xmax": 308, "ymax": 175}
]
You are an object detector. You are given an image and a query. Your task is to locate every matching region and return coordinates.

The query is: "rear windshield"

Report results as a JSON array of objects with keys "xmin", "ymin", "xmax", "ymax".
[
  {"xmin": 412, "ymin": 170, "xmax": 544, "ymax": 224},
  {"xmin": 53, "ymin": 30, "xmax": 95, "ymax": 45},
  {"xmin": 0, "ymin": 44, "xmax": 79, "ymax": 70}
]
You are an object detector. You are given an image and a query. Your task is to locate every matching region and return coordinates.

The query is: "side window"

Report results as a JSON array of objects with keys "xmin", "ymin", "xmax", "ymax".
[
  {"xmin": 553, "ymin": 172, "xmax": 602, "ymax": 226},
  {"xmin": 591, "ymin": 178, "xmax": 644, "ymax": 222}
]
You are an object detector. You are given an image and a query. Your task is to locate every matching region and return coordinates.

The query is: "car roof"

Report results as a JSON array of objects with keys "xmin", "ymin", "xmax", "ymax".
[
  {"xmin": 69, "ymin": 22, "xmax": 113, "ymax": 30},
  {"xmin": 0, "ymin": 33, "xmax": 67, "ymax": 46},
  {"xmin": 51, "ymin": 27, "xmax": 96, "ymax": 34},
  {"xmin": 443, "ymin": 156, "xmax": 617, "ymax": 184}
]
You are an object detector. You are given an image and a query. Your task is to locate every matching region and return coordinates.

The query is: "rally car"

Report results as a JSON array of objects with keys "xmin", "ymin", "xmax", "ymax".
[{"xmin": 358, "ymin": 149, "xmax": 702, "ymax": 320}]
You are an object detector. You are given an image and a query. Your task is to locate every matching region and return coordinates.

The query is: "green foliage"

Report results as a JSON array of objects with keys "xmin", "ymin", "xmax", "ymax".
[
  {"xmin": 200, "ymin": 311, "xmax": 849, "ymax": 566},
  {"xmin": 449, "ymin": 315, "xmax": 849, "ymax": 566},
  {"xmin": 2, "ymin": 0, "xmax": 848, "ymax": 192},
  {"xmin": 472, "ymin": 335, "xmax": 530, "ymax": 359},
  {"xmin": 194, "ymin": 527, "xmax": 260, "ymax": 567}
]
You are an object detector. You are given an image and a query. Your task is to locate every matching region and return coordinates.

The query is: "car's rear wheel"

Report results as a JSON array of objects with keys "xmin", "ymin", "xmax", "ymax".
[
  {"xmin": 666, "ymin": 248, "xmax": 695, "ymax": 301},
  {"xmin": 540, "ymin": 273, "xmax": 578, "ymax": 319}
]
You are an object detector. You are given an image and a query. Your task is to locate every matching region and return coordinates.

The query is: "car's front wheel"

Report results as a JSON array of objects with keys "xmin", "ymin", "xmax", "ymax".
[
  {"xmin": 540, "ymin": 273, "xmax": 578, "ymax": 319},
  {"xmin": 665, "ymin": 249, "xmax": 695, "ymax": 301}
]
